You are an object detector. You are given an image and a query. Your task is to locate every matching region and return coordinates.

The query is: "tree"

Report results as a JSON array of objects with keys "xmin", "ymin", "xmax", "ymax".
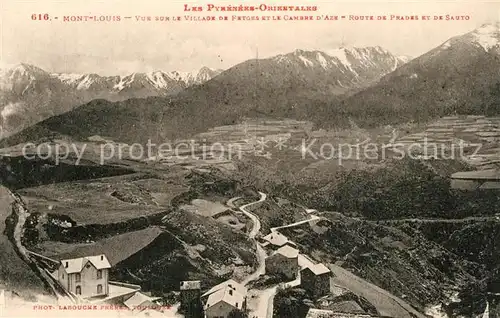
[{"xmin": 228, "ymin": 309, "xmax": 248, "ymax": 318}]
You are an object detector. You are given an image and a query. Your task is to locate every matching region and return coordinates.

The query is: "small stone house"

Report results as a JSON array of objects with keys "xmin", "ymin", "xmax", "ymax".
[
  {"xmin": 265, "ymin": 245, "xmax": 299, "ymax": 280},
  {"xmin": 261, "ymin": 232, "xmax": 297, "ymax": 251},
  {"xmin": 57, "ymin": 254, "xmax": 111, "ymax": 298},
  {"xmin": 300, "ymin": 263, "xmax": 332, "ymax": 298},
  {"xmin": 180, "ymin": 280, "xmax": 202, "ymax": 316},
  {"xmin": 123, "ymin": 291, "xmax": 161, "ymax": 312}
]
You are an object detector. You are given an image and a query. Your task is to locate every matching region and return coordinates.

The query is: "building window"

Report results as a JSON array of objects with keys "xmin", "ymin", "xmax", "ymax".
[
  {"xmin": 76, "ymin": 286, "xmax": 81, "ymax": 295},
  {"xmin": 235, "ymin": 302, "xmax": 238, "ymax": 308},
  {"xmin": 97, "ymin": 284, "xmax": 103, "ymax": 294},
  {"xmin": 97, "ymin": 269, "xmax": 102, "ymax": 279},
  {"xmin": 65, "ymin": 262, "xmax": 68, "ymax": 268},
  {"xmin": 75, "ymin": 273, "xmax": 81, "ymax": 282},
  {"xmin": 62, "ymin": 274, "xmax": 64, "ymax": 279}
]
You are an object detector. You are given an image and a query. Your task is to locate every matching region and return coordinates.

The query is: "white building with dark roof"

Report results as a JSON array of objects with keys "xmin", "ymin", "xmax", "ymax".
[
  {"xmin": 57, "ymin": 254, "xmax": 111, "ymax": 298},
  {"xmin": 265, "ymin": 245, "xmax": 300, "ymax": 279}
]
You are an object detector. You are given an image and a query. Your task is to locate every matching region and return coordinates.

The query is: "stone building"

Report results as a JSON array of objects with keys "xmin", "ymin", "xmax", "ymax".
[
  {"xmin": 300, "ymin": 263, "xmax": 332, "ymax": 298},
  {"xmin": 265, "ymin": 245, "xmax": 299, "ymax": 280},
  {"xmin": 202, "ymin": 280, "xmax": 247, "ymax": 318},
  {"xmin": 123, "ymin": 291, "xmax": 161, "ymax": 312},
  {"xmin": 180, "ymin": 280, "xmax": 202, "ymax": 317},
  {"xmin": 261, "ymin": 232, "xmax": 297, "ymax": 251}
]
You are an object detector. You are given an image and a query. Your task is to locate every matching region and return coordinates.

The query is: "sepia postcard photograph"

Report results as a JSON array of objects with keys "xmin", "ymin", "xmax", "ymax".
[{"xmin": 1, "ymin": 0, "xmax": 500, "ymax": 317}]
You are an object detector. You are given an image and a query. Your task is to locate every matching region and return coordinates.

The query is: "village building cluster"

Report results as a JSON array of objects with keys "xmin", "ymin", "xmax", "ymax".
[
  {"xmin": 174, "ymin": 228, "xmax": 335, "ymax": 318},
  {"xmin": 260, "ymin": 231, "xmax": 333, "ymax": 298},
  {"xmin": 21, "ymin": 226, "xmax": 337, "ymax": 318}
]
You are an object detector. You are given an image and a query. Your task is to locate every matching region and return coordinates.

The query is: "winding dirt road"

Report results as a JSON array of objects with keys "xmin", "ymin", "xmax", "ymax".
[
  {"xmin": 228, "ymin": 192, "xmax": 321, "ymax": 318},
  {"xmin": 269, "ymin": 214, "xmax": 320, "ymax": 233},
  {"xmin": 1, "ymin": 185, "xmax": 75, "ymax": 304},
  {"xmin": 238, "ymin": 192, "xmax": 266, "ymax": 239},
  {"xmin": 227, "ymin": 193, "xmax": 267, "ymax": 286}
]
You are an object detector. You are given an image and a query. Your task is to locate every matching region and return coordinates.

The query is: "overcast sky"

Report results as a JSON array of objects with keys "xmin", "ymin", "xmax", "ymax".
[{"xmin": 1, "ymin": 0, "xmax": 499, "ymax": 75}]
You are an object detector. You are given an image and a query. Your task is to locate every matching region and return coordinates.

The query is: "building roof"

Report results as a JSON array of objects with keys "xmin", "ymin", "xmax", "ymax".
[
  {"xmin": 479, "ymin": 181, "xmax": 500, "ymax": 190},
  {"xmin": 124, "ymin": 292, "xmax": 160, "ymax": 310},
  {"xmin": 205, "ymin": 285, "xmax": 246, "ymax": 311},
  {"xmin": 274, "ymin": 245, "xmax": 299, "ymax": 259},
  {"xmin": 60, "ymin": 254, "xmax": 111, "ymax": 274},
  {"xmin": 451, "ymin": 169, "xmax": 500, "ymax": 181},
  {"xmin": 180, "ymin": 280, "xmax": 201, "ymax": 291},
  {"xmin": 262, "ymin": 232, "xmax": 289, "ymax": 247},
  {"xmin": 303, "ymin": 263, "xmax": 331, "ymax": 276},
  {"xmin": 306, "ymin": 308, "xmax": 374, "ymax": 318},
  {"xmin": 88, "ymin": 281, "xmax": 140, "ymax": 304},
  {"xmin": 202, "ymin": 279, "xmax": 247, "ymax": 298}
]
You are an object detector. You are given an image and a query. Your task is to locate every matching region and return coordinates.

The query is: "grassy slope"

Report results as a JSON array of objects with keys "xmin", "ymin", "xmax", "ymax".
[
  {"xmin": 38, "ymin": 226, "xmax": 163, "ymax": 266},
  {"xmin": 19, "ymin": 179, "xmax": 168, "ymax": 225},
  {"xmin": 11, "ymin": 162, "xmax": 259, "ymax": 296},
  {"xmin": 0, "ymin": 186, "xmax": 48, "ymax": 299},
  {"xmin": 245, "ymin": 196, "xmax": 308, "ymax": 234},
  {"xmin": 329, "ymin": 264, "xmax": 426, "ymax": 318},
  {"xmin": 111, "ymin": 209, "xmax": 257, "ymax": 293},
  {"xmin": 279, "ymin": 215, "xmax": 485, "ymax": 316}
]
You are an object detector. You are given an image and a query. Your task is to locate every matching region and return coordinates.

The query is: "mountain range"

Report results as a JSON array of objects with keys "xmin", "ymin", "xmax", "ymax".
[
  {"xmin": 6, "ymin": 23, "xmax": 500, "ymax": 146},
  {"xmin": 328, "ymin": 22, "xmax": 500, "ymax": 127},
  {"xmin": 0, "ymin": 46, "xmax": 409, "ymax": 145},
  {"xmin": 0, "ymin": 65, "xmax": 223, "ymax": 138}
]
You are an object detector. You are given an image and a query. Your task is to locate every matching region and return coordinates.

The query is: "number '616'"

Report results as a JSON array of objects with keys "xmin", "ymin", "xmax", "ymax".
[{"xmin": 32, "ymin": 14, "xmax": 49, "ymax": 20}]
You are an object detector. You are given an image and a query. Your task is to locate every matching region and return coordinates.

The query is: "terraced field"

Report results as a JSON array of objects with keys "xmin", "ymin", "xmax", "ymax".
[
  {"xmin": 185, "ymin": 116, "xmax": 500, "ymax": 171},
  {"xmin": 395, "ymin": 116, "xmax": 500, "ymax": 169}
]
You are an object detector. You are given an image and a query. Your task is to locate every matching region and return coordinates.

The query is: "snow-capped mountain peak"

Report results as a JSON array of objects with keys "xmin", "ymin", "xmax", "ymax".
[
  {"xmin": 7, "ymin": 63, "xmax": 48, "ymax": 81},
  {"xmin": 436, "ymin": 22, "xmax": 500, "ymax": 53},
  {"xmin": 76, "ymin": 74, "xmax": 96, "ymax": 90},
  {"xmin": 195, "ymin": 66, "xmax": 222, "ymax": 83},
  {"xmin": 145, "ymin": 71, "xmax": 171, "ymax": 89},
  {"xmin": 469, "ymin": 22, "xmax": 500, "ymax": 51},
  {"xmin": 0, "ymin": 63, "xmax": 51, "ymax": 95},
  {"xmin": 316, "ymin": 52, "xmax": 329, "ymax": 69},
  {"xmin": 327, "ymin": 48, "xmax": 353, "ymax": 69},
  {"xmin": 52, "ymin": 73, "xmax": 86, "ymax": 85},
  {"xmin": 397, "ymin": 55, "xmax": 412, "ymax": 64},
  {"xmin": 268, "ymin": 46, "xmax": 409, "ymax": 93},
  {"xmin": 278, "ymin": 46, "xmax": 408, "ymax": 75}
]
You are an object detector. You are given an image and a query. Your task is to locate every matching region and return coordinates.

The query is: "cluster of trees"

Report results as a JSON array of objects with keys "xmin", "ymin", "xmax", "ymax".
[{"xmin": 273, "ymin": 287, "xmax": 311, "ymax": 318}]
